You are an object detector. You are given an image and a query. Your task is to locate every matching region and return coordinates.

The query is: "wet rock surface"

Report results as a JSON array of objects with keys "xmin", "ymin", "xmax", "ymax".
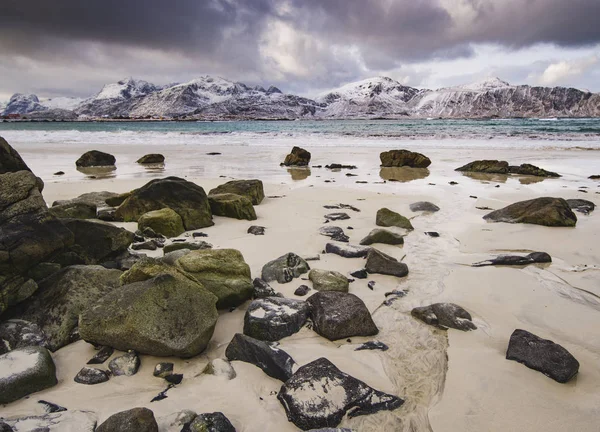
[
  {"xmin": 325, "ymin": 242, "xmax": 371, "ymax": 258},
  {"xmin": 472, "ymin": 252, "xmax": 551, "ymax": 267},
  {"xmin": 109, "ymin": 350, "xmax": 141, "ymax": 376},
  {"xmin": 74, "ymin": 366, "xmax": 110, "ymax": 385},
  {"xmin": 566, "ymin": 198, "xmax": 595, "ymax": 215},
  {"xmin": 244, "ymin": 297, "xmax": 309, "ymax": 341},
  {"xmin": 282, "ymin": 146, "xmax": 311, "ymax": 166},
  {"xmin": 0, "ymin": 319, "xmax": 48, "ymax": 355},
  {"xmin": 411, "ymin": 303, "xmax": 477, "ymax": 331},
  {"xmin": 76, "ymin": 150, "xmax": 116, "ymax": 167},
  {"xmin": 483, "ymin": 197, "xmax": 577, "ymax": 227},
  {"xmin": 376, "ymin": 208, "xmax": 414, "ymax": 230},
  {"xmin": 380, "ymin": 149, "xmax": 431, "ymax": 168}
]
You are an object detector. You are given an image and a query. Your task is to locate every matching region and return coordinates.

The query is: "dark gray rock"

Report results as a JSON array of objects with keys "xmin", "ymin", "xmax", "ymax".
[
  {"xmin": 209, "ymin": 179, "xmax": 265, "ymax": 205},
  {"xmin": 319, "ymin": 226, "xmax": 349, "ymax": 243},
  {"xmin": 0, "ymin": 136, "xmax": 33, "ymax": 175},
  {"xmin": 282, "ymin": 146, "xmax": 311, "ymax": 166},
  {"xmin": 137, "ymin": 154, "xmax": 165, "ymax": 164},
  {"xmin": 380, "ymin": 149, "xmax": 431, "ymax": 168},
  {"xmin": 3, "ymin": 411, "xmax": 97, "ymax": 431},
  {"xmin": 244, "ymin": 297, "xmax": 309, "ymax": 341},
  {"xmin": 483, "ymin": 197, "xmax": 577, "ymax": 227},
  {"xmin": 76, "ymin": 150, "xmax": 116, "ymax": 167},
  {"xmin": 506, "ymin": 329, "xmax": 579, "ymax": 383},
  {"xmin": 472, "ymin": 252, "xmax": 551, "ymax": 267},
  {"xmin": 132, "ymin": 240, "xmax": 158, "ymax": 251},
  {"xmin": 252, "ymin": 278, "xmax": 279, "ymax": 299},
  {"xmin": 307, "ymin": 291, "xmax": 378, "ymax": 341},
  {"xmin": 508, "ymin": 163, "xmax": 561, "ymax": 178},
  {"xmin": 278, "ymin": 357, "xmax": 404, "ymax": 430},
  {"xmin": 566, "ymin": 199, "xmax": 595, "ymax": 215},
  {"xmin": 74, "ymin": 366, "xmax": 110, "ymax": 385},
  {"xmin": 261, "ymin": 253, "xmax": 310, "ymax": 284},
  {"xmin": 165, "ymin": 373, "xmax": 183, "ymax": 384},
  {"xmin": 365, "ymin": 249, "xmax": 409, "ymax": 277},
  {"xmin": 225, "ymin": 333, "xmax": 295, "ymax": 382},
  {"xmin": 355, "ymin": 341, "xmax": 389, "ymax": 351},
  {"xmin": 0, "ymin": 319, "xmax": 48, "ymax": 355},
  {"xmin": 97, "ymin": 207, "xmax": 120, "ymax": 222},
  {"xmin": 324, "ymin": 212, "xmax": 350, "ymax": 221},
  {"xmin": 455, "ymin": 160, "xmax": 509, "ymax": 174},
  {"xmin": 161, "ymin": 248, "xmax": 192, "ymax": 266},
  {"xmin": 359, "ymin": 229, "xmax": 404, "ymax": 246},
  {"xmin": 424, "ymin": 231, "xmax": 440, "ymax": 237},
  {"xmin": 350, "ymin": 269, "xmax": 368, "ymax": 279},
  {"xmin": 38, "ymin": 399, "xmax": 67, "ymax": 413},
  {"xmin": 87, "ymin": 345, "xmax": 114, "ymax": 364},
  {"xmin": 325, "ymin": 242, "xmax": 371, "ymax": 258},
  {"xmin": 186, "ymin": 412, "xmax": 236, "ymax": 432},
  {"xmin": 154, "ymin": 362, "xmax": 174, "ymax": 378},
  {"xmin": 409, "ymin": 201, "xmax": 440, "ymax": 212},
  {"xmin": 0, "ymin": 346, "xmax": 57, "ymax": 403},
  {"xmin": 0, "ymin": 422, "xmax": 12, "ymax": 432},
  {"xmin": 248, "ymin": 225, "xmax": 265, "ymax": 235},
  {"xmin": 96, "ymin": 407, "xmax": 159, "ymax": 432},
  {"xmin": 294, "ymin": 285, "xmax": 310, "ymax": 296},
  {"xmin": 411, "ymin": 303, "xmax": 477, "ymax": 331},
  {"xmin": 48, "ymin": 201, "xmax": 97, "ymax": 219},
  {"xmin": 109, "ymin": 350, "xmax": 140, "ymax": 376}
]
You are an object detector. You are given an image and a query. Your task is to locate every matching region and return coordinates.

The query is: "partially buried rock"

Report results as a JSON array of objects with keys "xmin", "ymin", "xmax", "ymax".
[
  {"xmin": 324, "ymin": 212, "xmax": 350, "ymax": 221},
  {"xmin": 252, "ymin": 278, "xmax": 278, "ymax": 299},
  {"xmin": 325, "ymin": 242, "xmax": 371, "ymax": 258},
  {"xmin": 365, "ymin": 249, "xmax": 409, "ymax": 277},
  {"xmin": 176, "ymin": 249, "xmax": 253, "ymax": 309},
  {"xmin": 472, "ymin": 252, "xmax": 551, "ymax": 267},
  {"xmin": 225, "ymin": 333, "xmax": 296, "ymax": 381},
  {"xmin": 350, "ymin": 269, "xmax": 368, "ymax": 279},
  {"xmin": 138, "ymin": 208, "xmax": 185, "ymax": 238},
  {"xmin": 76, "ymin": 150, "xmax": 116, "ymax": 167},
  {"xmin": 115, "ymin": 177, "xmax": 213, "ymax": 230},
  {"xmin": 380, "ymin": 149, "xmax": 431, "ymax": 168},
  {"xmin": 96, "ymin": 407, "xmax": 159, "ymax": 432},
  {"xmin": 278, "ymin": 357, "xmax": 403, "ymax": 430},
  {"xmin": 566, "ymin": 198, "xmax": 595, "ymax": 215},
  {"xmin": 411, "ymin": 303, "xmax": 476, "ymax": 331},
  {"xmin": 0, "ymin": 319, "xmax": 48, "ymax": 355},
  {"xmin": 294, "ymin": 285, "xmax": 310, "ymax": 296},
  {"xmin": 244, "ymin": 297, "xmax": 309, "ymax": 341},
  {"xmin": 506, "ymin": 329, "xmax": 579, "ymax": 383},
  {"xmin": 376, "ymin": 208, "xmax": 414, "ymax": 230},
  {"xmin": 187, "ymin": 412, "xmax": 236, "ymax": 432},
  {"xmin": 79, "ymin": 274, "xmax": 218, "ymax": 357},
  {"xmin": 455, "ymin": 160, "xmax": 509, "ymax": 174},
  {"xmin": 209, "ymin": 193, "xmax": 257, "ymax": 220},
  {"xmin": 308, "ymin": 269, "xmax": 349, "ymax": 292},
  {"xmin": 87, "ymin": 345, "xmax": 114, "ymax": 364},
  {"xmin": 209, "ymin": 179, "xmax": 265, "ymax": 205},
  {"xmin": 261, "ymin": 253, "xmax": 310, "ymax": 284},
  {"xmin": 282, "ymin": 146, "xmax": 311, "ymax": 166},
  {"xmin": 203, "ymin": 358, "xmax": 237, "ymax": 380},
  {"xmin": 248, "ymin": 225, "xmax": 265, "ymax": 235},
  {"xmin": 157, "ymin": 410, "xmax": 197, "ymax": 432},
  {"xmin": 359, "ymin": 228, "xmax": 404, "ymax": 246},
  {"xmin": 356, "ymin": 341, "xmax": 389, "ymax": 351},
  {"xmin": 154, "ymin": 362, "xmax": 174, "ymax": 378},
  {"xmin": 319, "ymin": 226, "xmax": 349, "ymax": 243},
  {"xmin": 409, "ymin": 201, "xmax": 440, "ymax": 212},
  {"xmin": 109, "ymin": 350, "xmax": 140, "ymax": 376},
  {"xmin": 49, "ymin": 201, "xmax": 97, "ymax": 219},
  {"xmin": 308, "ymin": 291, "xmax": 378, "ymax": 341},
  {"xmin": 74, "ymin": 366, "xmax": 110, "ymax": 385},
  {"xmin": 137, "ymin": 154, "xmax": 165, "ymax": 164},
  {"xmin": 132, "ymin": 240, "xmax": 158, "ymax": 251},
  {"xmin": 508, "ymin": 163, "xmax": 560, "ymax": 178},
  {"xmin": 483, "ymin": 197, "xmax": 577, "ymax": 227},
  {"xmin": 0, "ymin": 346, "xmax": 57, "ymax": 404}
]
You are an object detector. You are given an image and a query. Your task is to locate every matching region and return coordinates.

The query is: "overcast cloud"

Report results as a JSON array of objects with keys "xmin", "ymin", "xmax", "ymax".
[{"xmin": 1, "ymin": 0, "xmax": 599, "ymax": 100}]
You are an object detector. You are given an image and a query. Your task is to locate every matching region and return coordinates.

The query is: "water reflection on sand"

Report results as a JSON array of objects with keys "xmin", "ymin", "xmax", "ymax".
[{"xmin": 379, "ymin": 167, "xmax": 430, "ymax": 182}]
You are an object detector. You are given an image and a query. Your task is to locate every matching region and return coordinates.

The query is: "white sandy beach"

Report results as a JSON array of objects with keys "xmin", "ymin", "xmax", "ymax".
[{"xmin": 1, "ymin": 140, "xmax": 599, "ymax": 431}]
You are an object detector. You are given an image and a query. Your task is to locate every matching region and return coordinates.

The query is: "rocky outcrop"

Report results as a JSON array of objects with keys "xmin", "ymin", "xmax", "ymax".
[
  {"xmin": 308, "ymin": 269, "xmax": 349, "ymax": 292},
  {"xmin": 508, "ymin": 164, "xmax": 560, "ymax": 177},
  {"xmin": 225, "ymin": 333, "xmax": 296, "ymax": 381},
  {"xmin": 79, "ymin": 274, "xmax": 218, "ymax": 357},
  {"xmin": 376, "ymin": 208, "xmax": 414, "ymax": 230},
  {"xmin": 278, "ymin": 357, "xmax": 403, "ymax": 430},
  {"xmin": 566, "ymin": 199, "xmax": 595, "ymax": 215},
  {"xmin": 138, "ymin": 208, "xmax": 185, "ymax": 238},
  {"xmin": 506, "ymin": 329, "xmax": 579, "ymax": 383},
  {"xmin": 380, "ymin": 150, "xmax": 431, "ymax": 168},
  {"xmin": 208, "ymin": 193, "xmax": 257, "ymax": 220},
  {"xmin": 115, "ymin": 177, "xmax": 213, "ymax": 230},
  {"xmin": 472, "ymin": 252, "xmax": 551, "ymax": 267},
  {"xmin": 96, "ymin": 407, "xmax": 159, "ymax": 432},
  {"xmin": 0, "ymin": 346, "xmax": 57, "ymax": 404},
  {"xmin": 244, "ymin": 297, "xmax": 309, "ymax": 341},
  {"xmin": 359, "ymin": 228, "xmax": 404, "ymax": 246},
  {"xmin": 456, "ymin": 160, "xmax": 509, "ymax": 174},
  {"xmin": 0, "ymin": 319, "xmax": 47, "ymax": 355},
  {"xmin": 365, "ymin": 249, "xmax": 409, "ymax": 277},
  {"xmin": 282, "ymin": 147, "xmax": 311, "ymax": 166},
  {"xmin": 75, "ymin": 150, "xmax": 116, "ymax": 167},
  {"xmin": 0, "ymin": 137, "xmax": 33, "ymax": 175},
  {"xmin": 483, "ymin": 197, "xmax": 577, "ymax": 227},
  {"xmin": 176, "ymin": 249, "xmax": 253, "ymax": 309},
  {"xmin": 137, "ymin": 154, "xmax": 165, "ymax": 164},
  {"xmin": 261, "ymin": 253, "xmax": 310, "ymax": 284},
  {"xmin": 48, "ymin": 202, "xmax": 97, "ymax": 219},
  {"xmin": 411, "ymin": 303, "xmax": 477, "ymax": 331},
  {"xmin": 209, "ymin": 179, "xmax": 265, "ymax": 205},
  {"xmin": 307, "ymin": 291, "xmax": 378, "ymax": 341}
]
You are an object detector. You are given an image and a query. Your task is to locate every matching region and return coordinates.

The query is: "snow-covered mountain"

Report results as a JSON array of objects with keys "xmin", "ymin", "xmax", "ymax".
[{"xmin": 3, "ymin": 75, "xmax": 599, "ymax": 119}]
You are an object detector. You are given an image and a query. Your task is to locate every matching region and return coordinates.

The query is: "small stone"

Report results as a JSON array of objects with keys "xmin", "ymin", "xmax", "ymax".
[
  {"xmin": 409, "ymin": 201, "xmax": 440, "ymax": 212},
  {"xmin": 109, "ymin": 351, "xmax": 140, "ymax": 376},
  {"xmin": 294, "ymin": 285, "xmax": 310, "ymax": 296},
  {"xmin": 187, "ymin": 412, "xmax": 235, "ymax": 432},
  {"xmin": 376, "ymin": 208, "xmax": 414, "ymax": 230},
  {"xmin": 192, "ymin": 232, "xmax": 208, "ymax": 237},
  {"xmin": 425, "ymin": 231, "xmax": 440, "ymax": 237},
  {"xmin": 87, "ymin": 346, "xmax": 114, "ymax": 365},
  {"xmin": 74, "ymin": 367, "xmax": 110, "ymax": 385},
  {"xmin": 54, "ymin": 171, "xmax": 65, "ymax": 176},
  {"xmin": 132, "ymin": 241, "xmax": 158, "ymax": 251},
  {"xmin": 359, "ymin": 228, "xmax": 404, "ymax": 246},
  {"xmin": 165, "ymin": 373, "xmax": 183, "ymax": 385},
  {"xmin": 203, "ymin": 358, "xmax": 237, "ymax": 380},
  {"xmin": 325, "ymin": 242, "xmax": 371, "ymax": 258},
  {"xmin": 38, "ymin": 399, "xmax": 67, "ymax": 413},
  {"xmin": 153, "ymin": 362, "xmax": 174, "ymax": 378},
  {"xmin": 355, "ymin": 341, "xmax": 389, "ymax": 351},
  {"xmin": 261, "ymin": 253, "xmax": 310, "ymax": 284},
  {"xmin": 367, "ymin": 281, "xmax": 376, "ymax": 290},
  {"xmin": 248, "ymin": 225, "xmax": 266, "ymax": 235},
  {"xmin": 319, "ymin": 226, "xmax": 349, "ymax": 242},
  {"xmin": 350, "ymin": 269, "xmax": 368, "ymax": 279}
]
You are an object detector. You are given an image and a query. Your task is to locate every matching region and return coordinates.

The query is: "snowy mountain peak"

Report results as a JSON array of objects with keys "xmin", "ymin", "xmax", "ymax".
[
  {"xmin": 2, "ymin": 93, "xmax": 44, "ymax": 115},
  {"xmin": 95, "ymin": 77, "xmax": 158, "ymax": 101},
  {"xmin": 455, "ymin": 77, "xmax": 512, "ymax": 92}
]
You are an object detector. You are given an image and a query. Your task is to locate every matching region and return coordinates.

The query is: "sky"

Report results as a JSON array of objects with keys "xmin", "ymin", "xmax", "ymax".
[{"xmin": 1, "ymin": 0, "xmax": 600, "ymax": 102}]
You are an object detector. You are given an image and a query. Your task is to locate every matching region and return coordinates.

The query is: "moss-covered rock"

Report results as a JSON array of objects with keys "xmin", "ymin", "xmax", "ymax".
[
  {"xmin": 261, "ymin": 253, "xmax": 310, "ymax": 284},
  {"xmin": 308, "ymin": 269, "xmax": 349, "ymax": 292},
  {"xmin": 455, "ymin": 160, "xmax": 509, "ymax": 174},
  {"xmin": 138, "ymin": 208, "xmax": 185, "ymax": 238},
  {"xmin": 209, "ymin": 179, "xmax": 265, "ymax": 205},
  {"xmin": 282, "ymin": 146, "xmax": 311, "ymax": 166},
  {"xmin": 483, "ymin": 197, "xmax": 577, "ymax": 227},
  {"xmin": 75, "ymin": 150, "xmax": 116, "ymax": 167},
  {"xmin": 79, "ymin": 274, "xmax": 218, "ymax": 357},
  {"xmin": 359, "ymin": 228, "xmax": 404, "ymax": 246},
  {"xmin": 115, "ymin": 177, "xmax": 213, "ymax": 230},
  {"xmin": 0, "ymin": 346, "xmax": 57, "ymax": 404},
  {"xmin": 380, "ymin": 150, "xmax": 431, "ymax": 168},
  {"xmin": 208, "ymin": 193, "xmax": 257, "ymax": 220},
  {"xmin": 163, "ymin": 241, "xmax": 212, "ymax": 254},
  {"xmin": 508, "ymin": 163, "xmax": 561, "ymax": 178},
  {"xmin": 48, "ymin": 202, "xmax": 97, "ymax": 219},
  {"xmin": 176, "ymin": 249, "xmax": 253, "ymax": 309},
  {"xmin": 376, "ymin": 208, "xmax": 414, "ymax": 230}
]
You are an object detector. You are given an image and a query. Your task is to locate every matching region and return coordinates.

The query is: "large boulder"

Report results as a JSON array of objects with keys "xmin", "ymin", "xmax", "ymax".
[
  {"xmin": 244, "ymin": 297, "xmax": 309, "ymax": 341},
  {"xmin": 115, "ymin": 177, "xmax": 213, "ymax": 230},
  {"xmin": 137, "ymin": 154, "xmax": 165, "ymax": 164},
  {"xmin": 61, "ymin": 218, "xmax": 134, "ymax": 263},
  {"xmin": 48, "ymin": 201, "xmax": 97, "ymax": 219},
  {"xmin": 209, "ymin": 179, "xmax": 265, "ymax": 205},
  {"xmin": 0, "ymin": 137, "xmax": 32, "ymax": 174},
  {"xmin": 0, "ymin": 171, "xmax": 74, "ymax": 315},
  {"xmin": 79, "ymin": 274, "xmax": 218, "ymax": 357},
  {"xmin": 508, "ymin": 163, "xmax": 561, "ymax": 177},
  {"xmin": 176, "ymin": 249, "xmax": 253, "ymax": 309},
  {"xmin": 506, "ymin": 329, "xmax": 579, "ymax": 383},
  {"xmin": 0, "ymin": 346, "xmax": 57, "ymax": 404},
  {"xmin": 365, "ymin": 249, "xmax": 409, "ymax": 277},
  {"xmin": 411, "ymin": 303, "xmax": 477, "ymax": 331},
  {"xmin": 376, "ymin": 208, "xmax": 414, "ymax": 230},
  {"xmin": 278, "ymin": 357, "xmax": 403, "ymax": 430},
  {"xmin": 307, "ymin": 291, "xmax": 378, "ymax": 341},
  {"xmin": 308, "ymin": 269, "xmax": 349, "ymax": 292},
  {"xmin": 7, "ymin": 265, "xmax": 122, "ymax": 351},
  {"xmin": 76, "ymin": 150, "xmax": 116, "ymax": 167},
  {"xmin": 0, "ymin": 319, "xmax": 48, "ymax": 355},
  {"xmin": 225, "ymin": 333, "xmax": 296, "ymax": 381},
  {"xmin": 359, "ymin": 228, "xmax": 404, "ymax": 246},
  {"xmin": 138, "ymin": 208, "xmax": 185, "ymax": 238},
  {"xmin": 380, "ymin": 149, "xmax": 431, "ymax": 168},
  {"xmin": 208, "ymin": 193, "xmax": 257, "ymax": 220},
  {"xmin": 282, "ymin": 146, "xmax": 311, "ymax": 166},
  {"xmin": 96, "ymin": 408, "xmax": 158, "ymax": 432},
  {"xmin": 455, "ymin": 160, "xmax": 509, "ymax": 173},
  {"xmin": 261, "ymin": 253, "xmax": 310, "ymax": 284},
  {"xmin": 483, "ymin": 197, "xmax": 577, "ymax": 227}
]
